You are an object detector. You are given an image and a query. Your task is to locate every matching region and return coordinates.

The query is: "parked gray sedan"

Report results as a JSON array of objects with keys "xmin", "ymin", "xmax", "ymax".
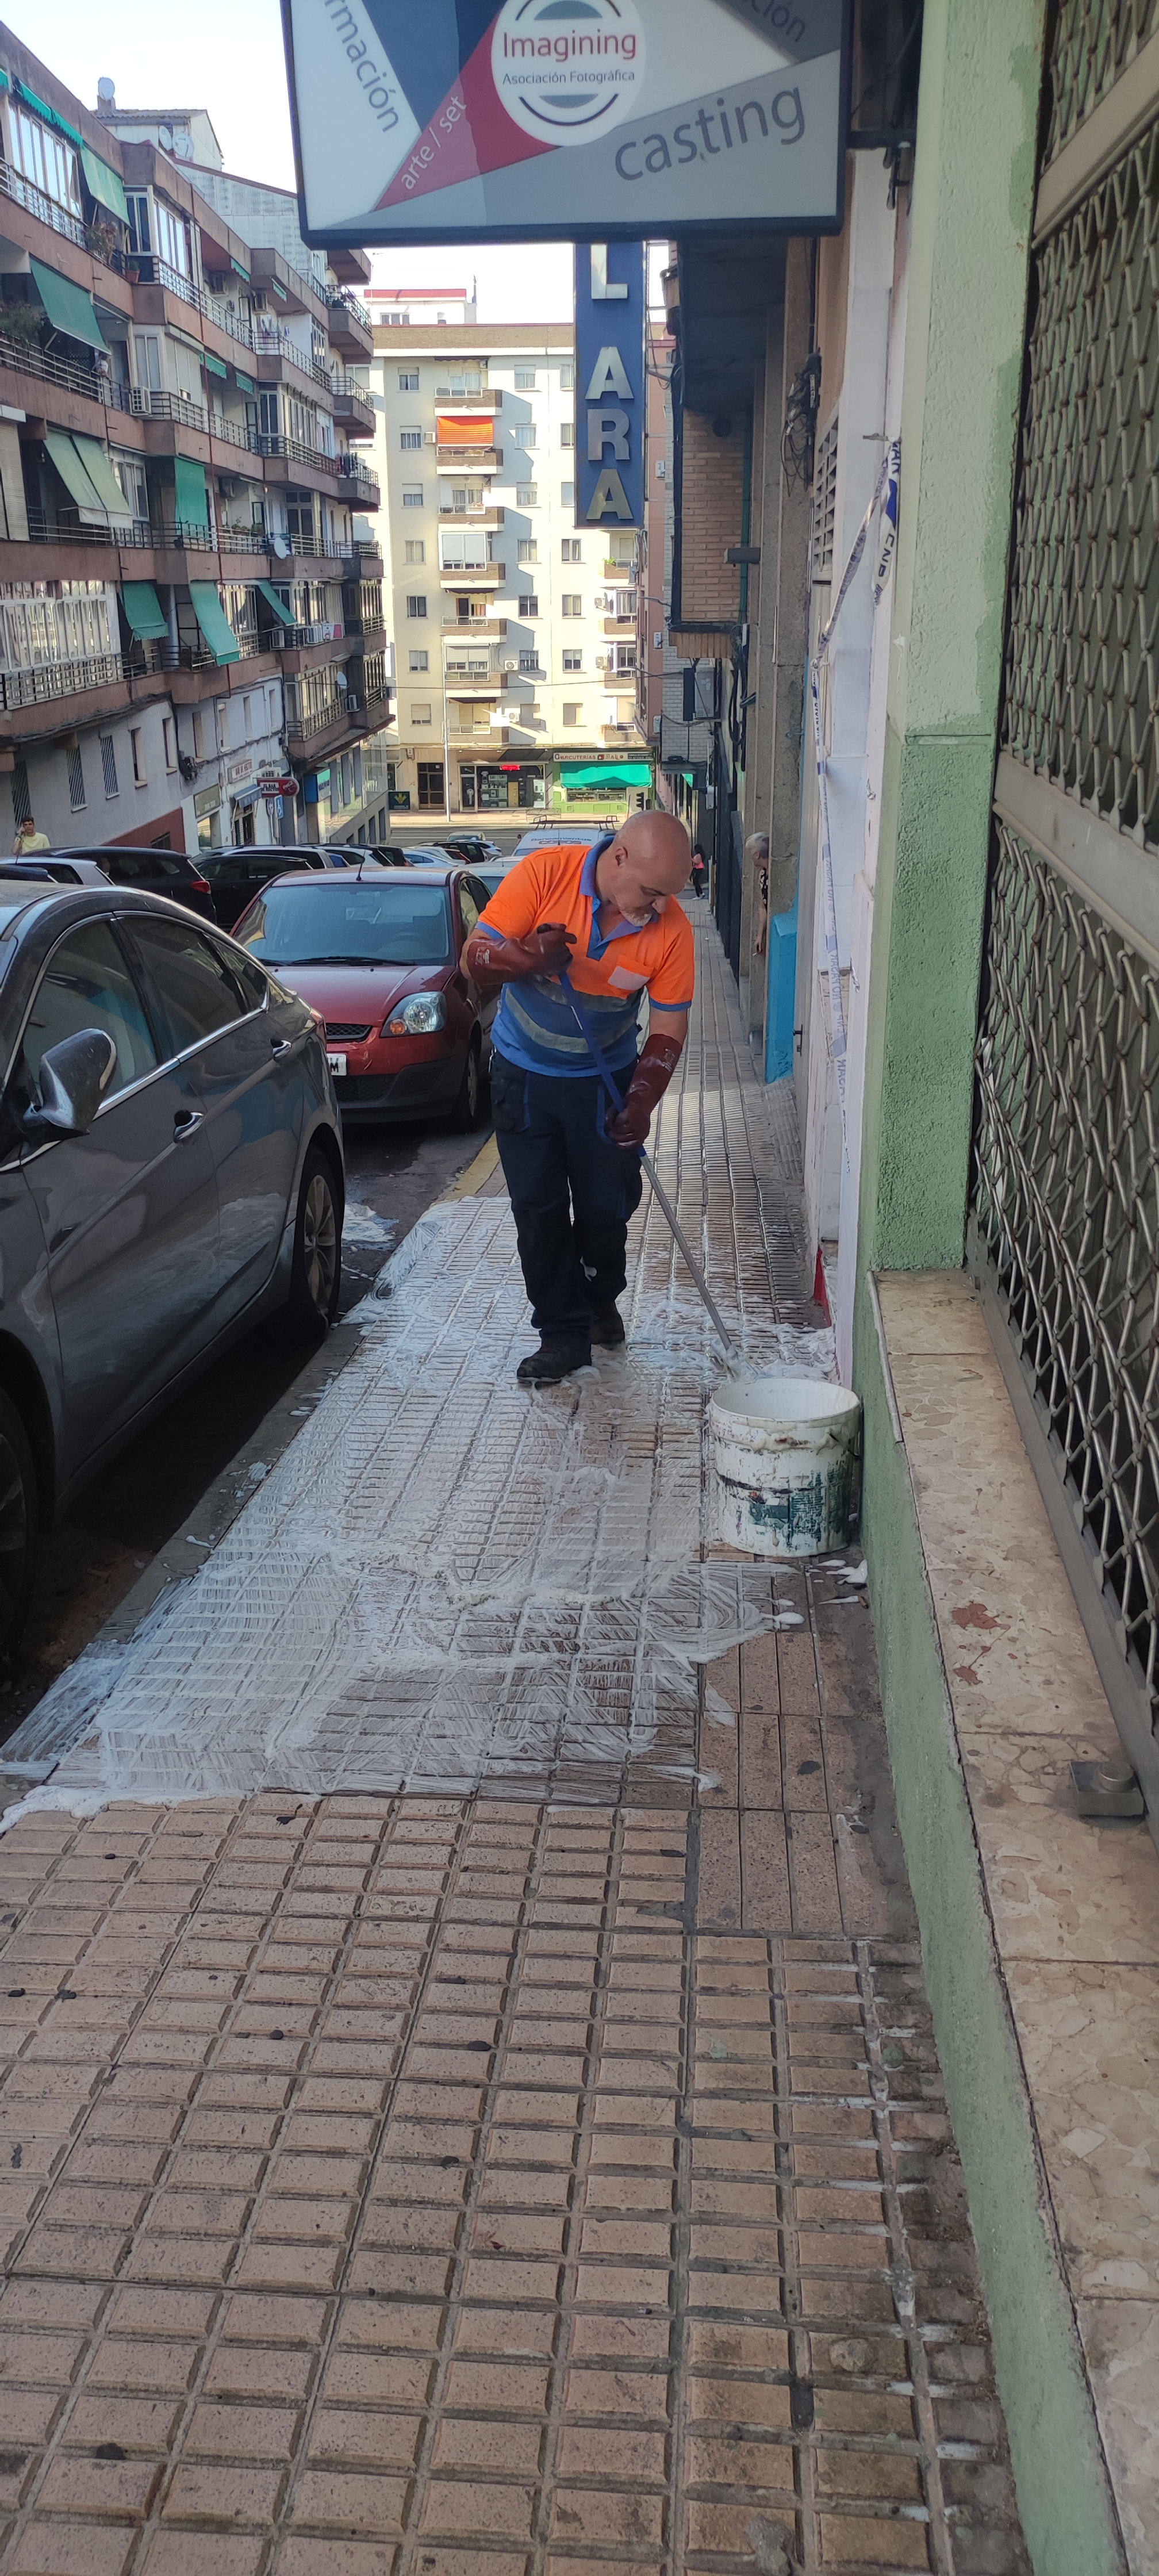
[{"xmin": 0, "ymin": 878, "xmax": 345, "ymax": 1657}]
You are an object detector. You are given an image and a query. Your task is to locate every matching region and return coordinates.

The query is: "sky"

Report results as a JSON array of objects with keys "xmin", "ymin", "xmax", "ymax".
[{"xmin": 21, "ymin": 0, "xmax": 577, "ymax": 321}]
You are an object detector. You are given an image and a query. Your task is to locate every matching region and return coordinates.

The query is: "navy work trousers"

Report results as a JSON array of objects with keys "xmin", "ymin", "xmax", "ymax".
[{"xmin": 490, "ymin": 1051, "xmax": 643, "ymax": 1344}]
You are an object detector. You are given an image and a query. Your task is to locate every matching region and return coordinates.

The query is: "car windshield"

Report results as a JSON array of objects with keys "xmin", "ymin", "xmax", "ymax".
[{"xmin": 236, "ymin": 881, "xmax": 451, "ymax": 966}]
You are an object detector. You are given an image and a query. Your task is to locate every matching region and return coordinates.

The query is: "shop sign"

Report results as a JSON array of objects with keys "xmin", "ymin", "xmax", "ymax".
[
  {"xmin": 194, "ymin": 785, "xmax": 221, "ymax": 816},
  {"xmin": 282, "ymin": 0, "xmax": 847, "ymax": 247},
  {"xmin": 575, "ymin": 240, "xmax": 645, "ymax": 530}
]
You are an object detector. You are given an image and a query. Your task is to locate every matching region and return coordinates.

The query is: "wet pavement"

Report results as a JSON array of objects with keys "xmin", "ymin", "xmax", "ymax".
[{"xmin": 0, "ymin": 906, "xmax": 1030, "ymax": 2575}]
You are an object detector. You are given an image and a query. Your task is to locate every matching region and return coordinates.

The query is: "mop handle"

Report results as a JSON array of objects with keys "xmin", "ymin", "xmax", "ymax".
[{"xmin": 557, "ymin": 968, "xmax": 739, "ymax": 1362}]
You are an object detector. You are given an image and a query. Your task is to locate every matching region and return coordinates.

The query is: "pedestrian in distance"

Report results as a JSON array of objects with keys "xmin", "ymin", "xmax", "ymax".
[
  {"xmin": 690, "ymin": 841, "xmax": 707, "ymax": 898},
  {"xmin": 465, "ymin": 811, "xmax": 695, "ymax": 1386},
  {"xmin": 13, "ymin": 815, "xmax": 49, "ymax": 855}
]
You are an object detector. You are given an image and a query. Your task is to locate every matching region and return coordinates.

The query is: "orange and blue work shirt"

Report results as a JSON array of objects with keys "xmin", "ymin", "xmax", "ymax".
[{"xmin": 478, "ymin": 835, "xmax": 695, "ymax": 1080}]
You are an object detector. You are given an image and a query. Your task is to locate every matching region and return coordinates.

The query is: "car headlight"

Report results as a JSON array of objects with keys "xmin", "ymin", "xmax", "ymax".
[{"xmin": 384, "ymin": 991, "xmax": 447, "ymax": 1035}]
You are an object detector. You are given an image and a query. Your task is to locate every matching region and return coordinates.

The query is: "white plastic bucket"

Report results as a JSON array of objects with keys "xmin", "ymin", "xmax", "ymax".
[{"xmin": 708, "ymin": 1372, "xmax": 862, "ymax": 1558}]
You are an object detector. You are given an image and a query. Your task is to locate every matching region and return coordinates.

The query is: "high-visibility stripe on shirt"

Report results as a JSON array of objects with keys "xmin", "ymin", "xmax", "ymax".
[{"xmin": 478, "ymin": 836, "xmax": 695, "ymax": 1079}]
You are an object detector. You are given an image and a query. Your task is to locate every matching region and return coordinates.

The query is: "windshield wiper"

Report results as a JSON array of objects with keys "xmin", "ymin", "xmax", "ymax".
[{"xmin": 277, "ymin": 953, "xmax": 385, "ymax": 965}]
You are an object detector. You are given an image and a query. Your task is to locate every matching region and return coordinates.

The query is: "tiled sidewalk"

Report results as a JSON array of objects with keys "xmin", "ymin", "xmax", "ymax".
[{"xmin": 0, "ymin": 911, "xmax": 1029, "ymax": 2574}]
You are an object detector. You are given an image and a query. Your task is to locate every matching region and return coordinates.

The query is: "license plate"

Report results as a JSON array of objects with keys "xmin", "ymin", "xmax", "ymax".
[{"xmin": 327, "ymin": 1051, "xmax": 347, "ymax": 1078}]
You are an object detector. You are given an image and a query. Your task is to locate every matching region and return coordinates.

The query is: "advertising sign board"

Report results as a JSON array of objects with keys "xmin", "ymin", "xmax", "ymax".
[
  {"xmin": 282, "ymin": 0, "xmax": 847, "ymax": 247},
  {"xmin": 575, "ymin": 240, "xmax": 646, "ymax": 530}
]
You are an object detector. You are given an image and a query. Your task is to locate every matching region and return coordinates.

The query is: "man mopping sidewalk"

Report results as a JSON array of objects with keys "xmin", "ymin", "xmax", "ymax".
[{"xmin": 465, "ymin": 811, "xmax": 694, "ymax": 1385}]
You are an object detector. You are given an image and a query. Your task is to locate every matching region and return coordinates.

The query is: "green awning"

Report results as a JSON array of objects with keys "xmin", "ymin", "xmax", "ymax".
[
  {"xmin": 234, "ymin": 370, "xmax": 255, "ymax": 394},
  {"xmin": 0, "ymin": 71, "xmax": 11, "ymax": 93},
  {"xmin": 204, "ymin": 351, "xmax": 228, "ymax": 379},
  {"xmin": 71, "ymin": 435, "xmax": 132, "ymax": 519},
  {"xmin": 255, "ymin": 579, "xmax": 291, "ymax": 620},
  {"xmin": 561, "ymin": 762, "xmax": 652, "ymax": 789},
  {"xmin": 189, "ymin": 581, "xmax": 240, "ymax": 665},
  {"xmin": 80, "ymin": 146, "xmax": 128, "ymax": 224},
  {"xmin": 44, "ymin": 428, "xmax": 105, "ymax": 522},
  {"xmin": 120, "ymin": 581, "xmax": 168, "ymax": 641},
  {"xmin": 30, "ymin": 257, "xmax": 105, "ymax": 352},
  {"xmin": 231, "ymin": 257, "xmax": 250, "ymax": 281},
  {"xmin": 174, "ymin": 455, "xmax": 209, "ymax": 529},
  {"xmin": 14, "ymin": 81, "xmax": 83, "ymax": 146}
]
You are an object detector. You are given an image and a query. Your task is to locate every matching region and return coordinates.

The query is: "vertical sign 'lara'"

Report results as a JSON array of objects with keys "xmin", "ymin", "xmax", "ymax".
[{"xmin": 575, "ymin": 240, "xmax": 646, "ymax": 532}]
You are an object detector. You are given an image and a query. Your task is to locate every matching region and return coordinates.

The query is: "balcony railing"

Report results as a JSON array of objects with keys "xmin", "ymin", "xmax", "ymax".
[
  {"xmin": 325, "ymin": 288, "xmax": 372, "ymax": 332},
  {"xmin": 24, "ymin": 510, "xmax": 153, "ymax": 550},
  {"xmin": 285, "ymin": 702, "xmax": 348, "ymax": 741},
  {"xmin": 0, "ymin": 651, "xmax": 126, "ymax": 709},
  {"xmin": 0, "ymin": 158, "xmax": 86, "ymax": 250},
  {"xmin": 110, "ymin": 384, "xmax": 208, "ymax": 432},
  {"xmin": 0, "ymin": 330, "xmax": 108, "ymax": 404},
  {"xmin": 255, "ymin": 431, "xmax": 344, "ymax": 480}
]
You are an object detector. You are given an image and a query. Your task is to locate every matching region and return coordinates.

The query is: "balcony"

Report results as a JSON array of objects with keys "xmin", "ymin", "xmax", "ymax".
[
  {"xmin": 325, "ymin": 291, "xmax": 373, "ymax": 358},
  {"xmin": 442, "ymin": 616, "xmax": 508, "ymax": 639},
  {"xmin": 110, "ymin": 385, "xmax": 208, "ymax": 433},
  {"xmin": 0, "ymin": 329, "xmax": 109, "ymax": 409},
  {"xmin": 0, "ymin": 158, "xmax": 133, "ymax": 280},
  {"xmin": 0, "ymin": 651, "xmax": 127, "ymax": 711},
  {"xmin": 439, "ymin": 505, "xmax": 505, "ymax": 528},
  {"xmin": 438, "ymin": 561, "xmax": 505, "ymax": 589},
  {"xmin": 603, "ymin": 557, "xmax": 639, "ymax": 578},
  {"xmin": 336, "ymin": 461, "xmax": 381, "ymax": 509},
  {"xmin": 436, "ymin": 446, "xmax": 502, "ymax": 473},
  {"xmin": 333, "ymin": 382, "xmax": 375, "ymax": 439}
]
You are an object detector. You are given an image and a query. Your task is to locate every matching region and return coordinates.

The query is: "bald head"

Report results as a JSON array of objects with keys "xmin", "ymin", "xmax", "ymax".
[{"xmin": 597, "ymin": 810, "xmax": 692, "ymax": 926}]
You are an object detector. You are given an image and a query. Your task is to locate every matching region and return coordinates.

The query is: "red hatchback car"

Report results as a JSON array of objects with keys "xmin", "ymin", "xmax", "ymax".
[{"xmin": 230, "ymin": 861, "xmax": 497, "ymax": 1128}]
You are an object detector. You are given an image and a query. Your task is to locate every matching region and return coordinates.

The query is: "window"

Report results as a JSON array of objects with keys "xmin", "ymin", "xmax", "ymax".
[
  {"xmin": 417, "ymin": 761, "xmax": 445, "ymax": 809},
  {"xmin": 402, "ymin": 487, "xmax": 423, "ymax": 508},
  {"xmin": 398, "ymin": 369, "xmax": 419, "ymax": 391},
  {"xmin": 133, "ymin": 334, "xmax": 162, "ymax": 392},
  {"xmin": 151, "ymin": 197, "xmax": 190, "ymax": 278},
  {"xmin": 99, "ymin": 734, "xmax": 118, "ymax": 796},
  {"xmin": 561, "ymin": 481, "xmax": 575, "ymax": 507},
  {"xmin": 126, "ymin": 917, "xmax": 247, "ymax": 1056},
  {"xmin": 10, "ymin": 103, "xmax": 82, "ymax": 221},
  {"xmin": 406, "ymin": 595, "xmax": 427, "ymax": 619},
  {"xmin": 517, "ymin": 539, "xmax": 538, "ymax": 565},
  {"xmin": 561, "ymin": 539, "xmax": 581, "ymax": 563},
  {"xmin": 561, "ymin": 421, "xmax": 575, "ymax": 448},
  {"xmin": 242, "ymin": 696, "xmax": 254, "ymax": 739},
  {"xmin": 162, "ymin": 719, "xmax": 175, "ymax": 771},
  {"xmin": 21, "ymin": 922, "xmax": 159, "ymax": 1103},
  {"xmin": 515, "ymin": 369, "xmax": 536, "ymax": 390},
  {"xmin": 126, "ymin": 191, "xmax": 151, "ymax": 255},
  {"xmin": 563, "ymin": 703, "xmax": 582, "ymax": 726},
  {"xmin": 409, "ymin": 649, "xmax": 429, "ymax": 671},
  {"xmin": 516, "ymin": 484, "xmax": 538, "ymax": 508},
  {"xmin": 130, "ymin": 727, "xmax": 145, "ymax": 785},
  {"xmin": 562, "ymin": 649, "xmax": 582, "ymax": 673},
  {"xmin": 521, "ymin": 423, "xmax": 538, "ymax": 448},
  {"xmin": 562, "ymin": 594, "xmax": 581, "ymax": 618},
  {"xmin": 519, "ymin": 595, "xmax": 539, "ymax": 618},
  {"xmin": 400, "ymin": 426, "xmax": 423, "ymax": 450},
  {"xmin": 560, "ymin": 362, "xmax": 575, "ymax": 391},
  {"xmin": 519, "ymin": 651, "xmax": 539, "ymax": 673},
  {"xmin": 404, "ymin": 539, "xmax": 425, "ymax": 564},
  {"xmin": 410, "ymin": 702, "xmax": 433, "ymax": 724},
  {"xmin": 64, "ymin": 743, "xmax": 85, "ymax": 810},
  {"xmin": 192, "ymin": 712, "xmax": 205, "ymax": 761}
]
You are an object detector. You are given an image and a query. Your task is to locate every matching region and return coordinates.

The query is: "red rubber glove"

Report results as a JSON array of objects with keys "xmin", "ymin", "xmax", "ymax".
[
  {"xmin": 465, "ymin": 921, "xmax": 575, "ymax": 992},
  {"xmin": 607, "ymin": 1032, "xmax": 684, "ymax": 1147}
]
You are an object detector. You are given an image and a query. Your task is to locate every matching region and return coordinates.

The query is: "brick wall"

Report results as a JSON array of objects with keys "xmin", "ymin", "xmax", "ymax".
[{"xmin": 678, "ymin": 412, "xmax": 744, "ymax": 624}]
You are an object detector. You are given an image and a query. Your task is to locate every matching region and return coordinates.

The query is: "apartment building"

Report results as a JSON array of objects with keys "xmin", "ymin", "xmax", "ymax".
[
  {"xmin": 369, "ymin": 311, "xmax": 646, "ymax": 817},
  {"xmin": 0, "ymin": 30, "xmax": 389, "ymax": 857}
]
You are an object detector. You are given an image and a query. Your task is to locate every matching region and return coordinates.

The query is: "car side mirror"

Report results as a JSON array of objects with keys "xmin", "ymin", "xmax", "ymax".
[{"xmin": 21, "ymin": 1028, "xmax": 117, "ymax": 1139}]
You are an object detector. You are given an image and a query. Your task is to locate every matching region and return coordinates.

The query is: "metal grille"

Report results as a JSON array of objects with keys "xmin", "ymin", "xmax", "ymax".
[
  {"xmin": 811, "ymin": 413, "xmax": 839, "ymax": 581},
  {"xmin": 1003, "ymin": 121, "xmax": 1159, "ymax": 848},
  {"xmin": 1044, "ymin": 0, "xmax": 1159, "ymax": 162},
  {"xmin": 973, "ymin": 815, "xmax": 1159, "ymax": 1704}
]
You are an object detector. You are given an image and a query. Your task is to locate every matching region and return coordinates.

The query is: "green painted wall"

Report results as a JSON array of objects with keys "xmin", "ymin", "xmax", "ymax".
[
  {"xmin": 858, "ymin": 0, "xmax": 1044, "ymax": 1276},
  {"xmin": 855, "ymin": 1300, "xmax": 1126, "ymax": 2576}
]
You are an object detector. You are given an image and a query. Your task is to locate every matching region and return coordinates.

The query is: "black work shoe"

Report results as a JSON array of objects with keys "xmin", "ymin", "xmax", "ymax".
[
  {"xmin": 516, "ymin": 1339, "xmax": 591, "ymax": 1385},
  {"xmin": 589, "ymin": 1302, "xmax": 626, "ymax": 1347}
]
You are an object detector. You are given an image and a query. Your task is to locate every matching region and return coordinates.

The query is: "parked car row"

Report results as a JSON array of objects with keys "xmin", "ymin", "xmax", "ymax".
[{"xmin": 0, "ymin": 876, "xmax": 346, "ymax": 1658}]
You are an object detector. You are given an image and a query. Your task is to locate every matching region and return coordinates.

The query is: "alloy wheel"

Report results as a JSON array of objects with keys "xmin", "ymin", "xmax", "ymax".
[{"xmin": 302, "ymin": 1171, "xmax": 338, "ymax": 1317}]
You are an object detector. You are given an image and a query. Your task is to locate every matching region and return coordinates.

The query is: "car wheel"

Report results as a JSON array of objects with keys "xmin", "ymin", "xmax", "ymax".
[
  {"xmin": 284, "ymin": 1148, "xmax": 342, "ymax": 1341},
  {"xmin": 450, "ymin": 1033, "xmax": 482, "ymax": 1132},
  {"xmin": 0, "ymin": 1392, "xmax": 38, "ymax": 1665}
]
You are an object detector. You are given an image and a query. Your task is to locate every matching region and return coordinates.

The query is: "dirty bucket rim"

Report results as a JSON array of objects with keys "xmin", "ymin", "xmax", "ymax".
[{"xmin": 709, "ymin": 1373, "xmax": 861, "ymax": 1427}]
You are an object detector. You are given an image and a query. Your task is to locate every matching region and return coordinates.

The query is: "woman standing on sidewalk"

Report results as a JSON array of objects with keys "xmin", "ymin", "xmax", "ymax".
[{"xmin": 690, "ymin": 841, "xmax": 707, "ymax": 898}]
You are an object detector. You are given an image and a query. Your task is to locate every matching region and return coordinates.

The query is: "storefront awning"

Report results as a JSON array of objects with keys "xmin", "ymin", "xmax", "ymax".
[
  {"xmin": 174, "ymin": 455, "xmax": 210, "ymax": 530},
  {"xmin": 560, "ymin": 762, "xmax": 653, "ymax": 789},
  {"xmin": 120, "ymin": 581, "xmax": 168, "ymax": 641},
  {"xmin": 188, "ymin": 581, "xmax": 240, "ymax": 665},
  {"xmin": 71, "ymin": 434, "xmax": 131, "ymax": 521},
  {"xmin": 44, "ymin": 429, "xmax": 106, "ymax": 523},
  {"xmin": 30, "ymin": 257, "xmax": 105, "ymax": 352},
  {"xmin": 80, "ymin": 146, "xmax": 128, "ymax": 225},
  {"xmin": 254, "ymin": 578, "xmax": 291, "ymax": 620}
]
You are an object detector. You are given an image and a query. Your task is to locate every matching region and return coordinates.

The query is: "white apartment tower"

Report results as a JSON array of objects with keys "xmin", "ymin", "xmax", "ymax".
[{"xmin": 370, "ymin": 311, "xmax": 642, "ymax": 816}]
